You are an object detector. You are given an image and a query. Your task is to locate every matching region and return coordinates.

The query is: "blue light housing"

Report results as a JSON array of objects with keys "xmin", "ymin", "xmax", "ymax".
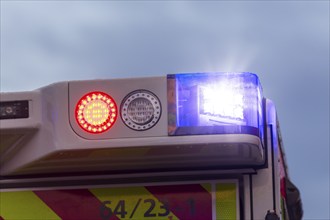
[{"xmin": 167, "ymin": 72, "xmax": 264, "ymax": 137}]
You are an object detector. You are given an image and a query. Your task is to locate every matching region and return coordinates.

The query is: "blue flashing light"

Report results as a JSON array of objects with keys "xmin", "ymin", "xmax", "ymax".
[{"xmin": 167, "ymin": 72, "xmax": 264, "ymax": 137}]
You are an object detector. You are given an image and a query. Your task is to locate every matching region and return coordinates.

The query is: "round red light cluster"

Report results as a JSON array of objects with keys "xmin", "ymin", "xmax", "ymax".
[{"xmin": 75, "ymin": 92, "xmax": 117, "ymax": 133}]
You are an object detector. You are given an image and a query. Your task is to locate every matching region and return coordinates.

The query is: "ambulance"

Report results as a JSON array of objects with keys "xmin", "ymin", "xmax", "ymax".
[{"xmin": 0, "ymin": 72, "xmax": 302, "ymax": 220}]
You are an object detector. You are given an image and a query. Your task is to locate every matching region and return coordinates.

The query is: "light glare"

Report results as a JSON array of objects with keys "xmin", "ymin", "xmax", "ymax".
[{"xmin": 200, "ymin": 83, "xmax": 244, "ymax": 120}]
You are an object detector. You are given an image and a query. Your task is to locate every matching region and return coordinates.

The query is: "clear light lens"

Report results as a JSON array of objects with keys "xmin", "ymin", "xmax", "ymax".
[
  {"xmin": 127, "ymin": 98, "xmax": 154, "ymax": 124},
  {"xmin": 167, "ymin": 72, "xmax": 263, "ymax": 137},
  {"xmin": 76, "ymin": 92, "xmax": 117, "ymax": 133},
  {"xmin": 121, "ymin": 90, "xmax": 161, "ymax": 131}
]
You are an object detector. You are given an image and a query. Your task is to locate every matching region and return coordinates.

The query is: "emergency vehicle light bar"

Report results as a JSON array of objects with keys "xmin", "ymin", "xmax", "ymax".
[
  {"xmin": 0, "ymin": 73, "xmax": 265, "ymax": 176},
  {"xmin": 168, "ymin": 72, "xmax": 263, "ymax": 138}
]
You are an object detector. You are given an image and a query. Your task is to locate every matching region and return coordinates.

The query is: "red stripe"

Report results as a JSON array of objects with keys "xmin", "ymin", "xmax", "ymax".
[
  {"xmin": 0, "ymin": 216, "xmax": 4, "ymax": 220},
  {"xmin": 146, "ymin": 184, "xmax": 212, "ymax": 220},
  {"xmin": 34, "ymin": 189, "xmax": 119, "ymax": 220}
]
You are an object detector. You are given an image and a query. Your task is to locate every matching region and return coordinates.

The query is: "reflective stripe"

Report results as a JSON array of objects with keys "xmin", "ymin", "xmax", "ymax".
[
  {"xmin": 35, "ymin": 189, "xmax": 109, "ymax": 220},
  {"xmin": 0, "ymin": 191, "xmax": 60, "ymax": 220},
  {"xmin": 0, "ymin": 182, "xmax": 238, "ymax": 220},
  {"xmin": 146, "ymin": 184, "xmax": 212, "ymax": 220},
  {"xmin": 216, "ymin": 183, "xmax": 237, "ymax": 220},
  {"xmin": 146, "ymin": 184, "xmax": 212, "ymax": 219}
]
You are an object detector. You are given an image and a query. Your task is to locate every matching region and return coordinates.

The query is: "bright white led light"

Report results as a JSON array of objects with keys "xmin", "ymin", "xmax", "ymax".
[
  {"xmin": 200, "ymin": 83, "xmax": 244, "ymax": 120},
  {"xmin": 121, "ymin": 90, "xmax": 161, "ymax": 131}
]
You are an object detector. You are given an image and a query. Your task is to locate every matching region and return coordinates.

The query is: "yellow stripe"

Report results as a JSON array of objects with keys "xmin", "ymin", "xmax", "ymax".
[
  {"xmin": 216, "ymin": 183, "xmax": 237, "ymax": 220},
  {"xmin": 90, "ymin": 186, "xmax": 179, "ymax": 220},
  {"xmin": 0, "ymin": 191, "xmax": 60, "ymax": 220}
]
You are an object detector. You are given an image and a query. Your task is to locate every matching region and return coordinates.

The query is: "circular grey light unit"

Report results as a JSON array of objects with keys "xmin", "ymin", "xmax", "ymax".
[{"xmin": 121, "ymin": 90, "xmax": 161, "ymax": 131}]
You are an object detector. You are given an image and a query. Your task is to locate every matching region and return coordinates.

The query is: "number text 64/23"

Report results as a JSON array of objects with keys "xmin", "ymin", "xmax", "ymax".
[{"xmin": 100, "ymin": 198, "xmax": 196, "ymax": 219}]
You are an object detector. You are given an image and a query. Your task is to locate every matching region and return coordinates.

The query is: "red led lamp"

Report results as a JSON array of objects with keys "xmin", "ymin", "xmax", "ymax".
[{"xmin": 75, "ymin": 91, "xmax": 117, "ymax": 133}]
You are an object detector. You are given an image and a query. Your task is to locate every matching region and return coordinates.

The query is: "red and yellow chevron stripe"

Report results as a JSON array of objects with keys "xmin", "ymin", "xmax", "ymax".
[{"xmin": 0, "ymin": 182, "xmax": 237, "ymax": 220}]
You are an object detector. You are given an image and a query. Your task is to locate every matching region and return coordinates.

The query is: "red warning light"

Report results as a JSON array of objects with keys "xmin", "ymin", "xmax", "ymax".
[{"xmin": 75, "ymin": 91, "xmax": 117, "ymax": 133}]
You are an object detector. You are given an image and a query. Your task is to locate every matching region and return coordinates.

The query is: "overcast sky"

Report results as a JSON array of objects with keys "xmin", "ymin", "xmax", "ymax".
[{"xmin": 1, "ymin": 1, "xmax": 329, "ymax": 219}]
